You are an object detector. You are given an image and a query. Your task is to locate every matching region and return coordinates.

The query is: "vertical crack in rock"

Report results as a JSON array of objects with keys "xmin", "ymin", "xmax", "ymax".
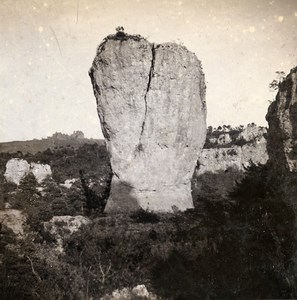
[{"xmin": 138, "ymin": 43, "xmax": 156, "ymax": 149}]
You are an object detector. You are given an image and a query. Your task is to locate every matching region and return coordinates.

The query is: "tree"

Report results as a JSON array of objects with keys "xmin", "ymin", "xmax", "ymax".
[
  {"xmin": 116, "ymin": 26, "xmax": 124, "ymax": 32},
  {"xmin": 269, "ymin": 71, "xmax": 286, "ymax": 91},
  {"xmin": 207, "ymin": 126, "xmax": 213, "ymax": 134}
]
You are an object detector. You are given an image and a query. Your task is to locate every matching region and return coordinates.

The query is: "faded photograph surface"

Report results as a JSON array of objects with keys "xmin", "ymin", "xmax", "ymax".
[{"xmin": 1, "ymin": 1, "xmax": 297, "ymax": 299}]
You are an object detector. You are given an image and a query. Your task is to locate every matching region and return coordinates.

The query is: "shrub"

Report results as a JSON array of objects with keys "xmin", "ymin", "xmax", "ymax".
[{"xmin": 130, "ymin": 209, "xmax": 160, "ymax": 224}]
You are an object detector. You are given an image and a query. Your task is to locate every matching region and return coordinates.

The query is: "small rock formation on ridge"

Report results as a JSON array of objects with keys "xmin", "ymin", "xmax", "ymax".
[{"xmin": 89, "ymin": 32, "xmax": 206, "ymax": 213}]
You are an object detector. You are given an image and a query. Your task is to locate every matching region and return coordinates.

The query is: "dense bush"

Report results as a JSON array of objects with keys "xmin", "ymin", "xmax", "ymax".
[
  {"xmin": 130, "ymin": 209, "xmax": 161, "ymax": 224},
  {"xmin": 192, "ymin": 167, "xmax": 243, "ymax": 202},
  {"xmin": 151, "ymin": 164, "xmax": 296, "ymax": 299}
]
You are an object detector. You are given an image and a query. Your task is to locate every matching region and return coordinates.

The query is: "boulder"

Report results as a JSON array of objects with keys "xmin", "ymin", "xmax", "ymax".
[
  {"xmin": 30, "ymin": 162, "xmax": 52, "ymax": 184},
  {"xmin": 101, "ymin": 284, "xmax": 157, "ymax": 300},
  {"xmin": 59, "ymin": 178, "xmax": 78, "ymax": 189},
  {"xmin": 266, "ymin": 66, "xmax": 297, "ymax": 173},
  {"xmin": 89, "ymin": 32, "xmax": 206, "ymax": 213},
  {"xmin": 4, "ymin": 158, "xmax": 52, "ymax": 185},
  {"xmin": 4, "ymin": 158, "xmax": 30, "ymax": 185}
]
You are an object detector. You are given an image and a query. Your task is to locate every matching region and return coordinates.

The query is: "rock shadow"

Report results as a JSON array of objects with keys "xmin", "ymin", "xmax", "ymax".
[
  {"xmin": 79, "ymin": 169, "xmax": 111, "ymax": 214},
  {"xmin": 105, "ymin": 179, "xmax": 141, "ymax": 213}
]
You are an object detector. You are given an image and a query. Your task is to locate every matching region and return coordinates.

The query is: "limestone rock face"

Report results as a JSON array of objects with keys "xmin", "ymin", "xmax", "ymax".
[
  {"xmin": 89, "ymin": 34, "xmax": 206, "ymax": 213},
  {"xmin": 237, "ymin": 124, "xmax": 267, "ymax": 144},
  {"xmin": 197, "ymin": 142, "xmax": 268, "ymax": 175},
  {"xmin": 266, "ymin": 67, "xmax": 297, "ymax": 172},
  {"xmin": 198, "ymin": 125, "xmax": 268, "ymax": 174}
]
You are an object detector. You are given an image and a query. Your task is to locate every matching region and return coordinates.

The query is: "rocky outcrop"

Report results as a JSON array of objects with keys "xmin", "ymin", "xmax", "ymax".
[
  {"xmin": 197, "ymin": 142, "xmax": 268, "ymax": 175},
  {"xmin": 205, "ymin": 124, "xmax": 267, "ymax": 148},
  {"xmin": 89, "ymin": 32, "xmax": 206, "ymax": 213},
  {"xmin": 4, "ymin": 158, "xmax": 52, "ymax": 185},
  {"xmin": 198, "ymin": 125, "xmax": 268, "ymax": 174},
  {"xmin": 266, "ymin": 67, "xmax": 297, "ymax": 215},
  {"xmin": 0, "ymin": 209, "xmax": 26, "ymax": 238},
  {"xmin": 101, "ymin": 284, "xmax": 158, "ymax": 300},
  {"xmin": 217, "ymin": 133, "xmax": 232, "ymax": 145},
  {"xmin": 4, "ymin": 159, "xmax": 30, "ymax": 185},
  {"xmin": 266, "ymin": 66, "xmax": 297, "ymax": 173},
  {"xmin": 59, "ymin": 178, "xmax": 77, "ymax": 189},
  {"xmin": 43, "ymin": 215, "xmax": 90, "ymax": 252},
  {"xmin": 30, "ymin": 163, "xmax": 52, "ymax": 184},
  {"xmin": 237, "ymin": 124, "xmax": 267, "ymax": 143}
]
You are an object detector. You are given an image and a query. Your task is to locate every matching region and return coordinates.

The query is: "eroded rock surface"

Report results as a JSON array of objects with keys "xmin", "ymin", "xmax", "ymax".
[
  {"xmin": 197, "ymin": 125, "xmax": 268, "ymax": 174},
  {"xmin": 4, "ymin": 158, "xmax": 52, "ymax": 185},
  {"xmin": 89, "ymin": 33, "xmax": 206, "ymax": 212},
  {"xmin": 266, "ymin": 66, "xmax": 297, "ymax": 173},
  {"xmin": 197, "ymin": 142, "xmax": 268, "ymax": 175}
]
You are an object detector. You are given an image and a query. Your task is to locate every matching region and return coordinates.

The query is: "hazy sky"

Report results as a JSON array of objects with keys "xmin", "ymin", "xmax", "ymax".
[{"xmin": 0, "ymin": 0, "xmax": 296, "ymax": 142}]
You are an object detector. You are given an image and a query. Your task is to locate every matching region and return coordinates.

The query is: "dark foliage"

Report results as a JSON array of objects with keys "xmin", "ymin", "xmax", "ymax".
[
  {"xmin": 151, "ymin": 163, "xmax": 296, "ymax": 299},
  {"xmin": 79, "ymin": 169, "xmax": 110, "ymax": 214},
  {"xmin": 230, "ymin": 161, "xmax": 271, "ymax": 200},
  {"xmin": 192, "ymin": 167, "xmax": 243, "ymax": 202},
  {"xmin": 130, "ymin": 209, "xmax": 161, "ymax": 224},
  {"xmin": 1, "ymin": 141, "xmax": 297, "ymax": 299},
  {"xmin": 233, "ymin": 137, "xmax": 247, "ymax": 147}
]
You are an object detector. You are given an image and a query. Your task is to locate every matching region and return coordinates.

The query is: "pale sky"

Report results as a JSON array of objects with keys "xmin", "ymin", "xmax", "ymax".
[{"xmin": 0, "ymin": 0, "xmax": 296, "ymax": 142}]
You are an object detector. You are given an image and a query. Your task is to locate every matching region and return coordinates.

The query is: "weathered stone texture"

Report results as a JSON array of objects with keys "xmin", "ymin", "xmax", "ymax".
[
  {"xmin": 90, "ymin": 34, "xmax": 206, "ymax": 213},
  {"xmin": 4, "ymin": 158, "xmax": 30, "ymax": 185},
  {"xmin": 197, "ymin": 142, "xmax": 268, "ymax": 175},
  {"xmin": 266, "ymin": 66, "xmax": 297, "ymax": 173}
]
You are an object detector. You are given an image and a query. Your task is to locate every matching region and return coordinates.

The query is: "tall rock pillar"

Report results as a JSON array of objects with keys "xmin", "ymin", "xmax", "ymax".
[
  {"xmin": 266, "ymin": 66, "xmax": 297, "ymax": 211},
  {"xmin": 89, "ymin": 32, "xmax": 206, "ymax": 213},
  {"xmin": 266, "ymin": 66, "xmax": 297, "ymax": 173}
]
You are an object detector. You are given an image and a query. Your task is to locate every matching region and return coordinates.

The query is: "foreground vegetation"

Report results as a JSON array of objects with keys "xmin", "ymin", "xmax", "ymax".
[{"xmin": 1, "ymin": 142, "xmax": 297, "ymax": 299}]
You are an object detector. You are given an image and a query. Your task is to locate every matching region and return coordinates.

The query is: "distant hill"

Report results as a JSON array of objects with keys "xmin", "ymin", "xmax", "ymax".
[
  {"xmin": 0, "ymin": 131, "xmax": 104, "ymax": 155},
  {"xmin": 0, "ymin": 125, "xmax": 267, "ymax": 154}
]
